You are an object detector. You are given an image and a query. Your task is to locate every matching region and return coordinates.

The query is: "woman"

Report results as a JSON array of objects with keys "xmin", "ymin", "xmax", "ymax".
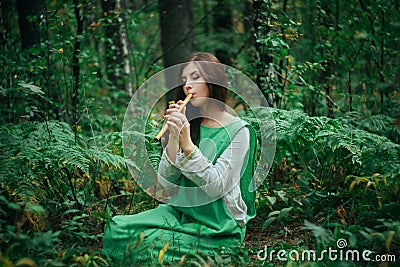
[{"xmin": 103, "ymin": 52, "xmax": 257, "ymax": 264}]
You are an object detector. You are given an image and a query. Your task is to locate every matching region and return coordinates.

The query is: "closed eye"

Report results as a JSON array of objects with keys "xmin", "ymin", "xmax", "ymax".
[
  {"xmin": 191, "ymin": 73, "xmax": 200, "ymax": 80},
  {"xmin": 182, "ymin": 71, "xmax": 202, "ymax": 83}
]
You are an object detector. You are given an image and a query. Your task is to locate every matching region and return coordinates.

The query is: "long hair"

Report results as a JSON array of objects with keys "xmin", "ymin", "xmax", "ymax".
[{"xmin": 175, "ymin": 52, "xmax": 229, "ymax": 144}]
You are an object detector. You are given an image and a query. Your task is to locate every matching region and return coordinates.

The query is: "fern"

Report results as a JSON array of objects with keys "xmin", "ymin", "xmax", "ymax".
[
  {"xmin": 339, "ymin": 112, "xmax": 400, "ymax": 144},
  {"xmin": 0, "ymin": 120, "xmax": 126, "ymax": 209},
  {"xmin": 250, "ymin": 107, "xmax": 400, "ymax": 197}
]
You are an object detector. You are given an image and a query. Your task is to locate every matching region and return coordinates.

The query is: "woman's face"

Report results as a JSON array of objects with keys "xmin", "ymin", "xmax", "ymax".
[{"xmin": 181, "ymin": 62, "xmax": 210, "ymax": 107}]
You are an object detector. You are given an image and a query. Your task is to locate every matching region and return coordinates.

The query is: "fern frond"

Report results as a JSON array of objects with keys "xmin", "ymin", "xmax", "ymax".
[{"xmin": 0, "ymin": 120, "xmax": 129, "ymax": 207}]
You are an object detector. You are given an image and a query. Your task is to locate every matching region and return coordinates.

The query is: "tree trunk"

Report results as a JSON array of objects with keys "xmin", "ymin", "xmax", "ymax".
[
  {"xmin": 243, "ymin": 0, "xmax": 253, "ymax": 33},
  {"xmin": 212, "ymin": 0, "xmax": 233, "ymax": 65},
  {"xmin": 16, "ymin": 0, "xmax": 44, "ymax": 49},
  {"xmin": 201, "ymin": 0, "xmax": 210, "ymax": 36},
  {"xmin": 319, "ymin": 0, "xmax": 335, "ymax": 118},
  {"xmin": 240, "ymin": 0, "xmax": 256, "ymax": 66},
  {"xmin": 158, "ymin": 0, "xmax": 194, "ymax": 68},
  {"xmin": 253, "ymin": 0, "xmax": 277, "ymax": 107},
  {"xmin": 158, "ymin": 0, "xmax": 194, "ymax": 101},
  {"xmin": 72, "ymin": 0, "xmax": 84, "ymax": 138},
  {"xmin": 0, "ymin": 0, "xmax": 14, "ymax": 47},
  {"xmin": 101, "ymin": 0, "xmax": 126, "ymax": 92},
  {"xmin": 119, "ymin": 0, "xmax": 134, "ymax": 96}
]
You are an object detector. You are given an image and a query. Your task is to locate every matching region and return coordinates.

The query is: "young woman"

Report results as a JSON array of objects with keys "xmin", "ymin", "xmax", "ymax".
[{"xmin": 103, "ymin": 52, "xmax": 257, "ymax": 264}]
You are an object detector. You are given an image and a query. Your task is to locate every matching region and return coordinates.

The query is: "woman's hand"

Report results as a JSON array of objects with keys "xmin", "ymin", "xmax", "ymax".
[
  {"xmin": 165, "ymin": 102, "xmax": 185, "ymax": 140},
  {"xmin": 165, "ymin": 101, "xmax": 195, "ymax": 157}
]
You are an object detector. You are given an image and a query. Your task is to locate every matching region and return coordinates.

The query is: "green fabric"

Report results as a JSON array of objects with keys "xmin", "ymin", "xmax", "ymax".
[{"xmin": 102, "ymin": 119, "xmax": 257, "ymax": 264}]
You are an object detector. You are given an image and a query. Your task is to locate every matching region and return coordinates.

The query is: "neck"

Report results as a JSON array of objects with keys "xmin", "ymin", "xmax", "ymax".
[{"xmin": 200, "ymin": 103, "xmax": 226, "ymax": 127}]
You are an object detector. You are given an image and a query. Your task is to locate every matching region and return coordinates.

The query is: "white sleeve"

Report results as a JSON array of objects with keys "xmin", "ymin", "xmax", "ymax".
[
  {"xmin": 157, "ymin": 151, "xmax": 181, "ymax": 188},
  {"xmin": 174, "ymin": 127, "xmax": 250, "ymax": 198}
]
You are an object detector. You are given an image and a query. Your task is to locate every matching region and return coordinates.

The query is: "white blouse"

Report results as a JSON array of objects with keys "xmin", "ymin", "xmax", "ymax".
[{"xmin": 158, "ymin": 127, "xmax": 250, "ymax": 226}]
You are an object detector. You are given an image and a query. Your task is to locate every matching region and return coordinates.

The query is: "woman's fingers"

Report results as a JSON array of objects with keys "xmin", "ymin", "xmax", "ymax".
[
  {"xmin": 166, "ymin": 108, "xmax": 178, "ymax": 115},
  {"xmin": 166, "ymin": 120, "xmax": 179, "ymax": 131},
  {"xmin": 165, "ymin": 101, "xmax": 188, "ymax": 137},
  {"xmin": 175, "ymin": 100, "xmax": 187, "ymax": 114},
  {"xmin": 166, "ymin": 103, "xmax": 179, "ymax": 115},
  {"xmin": 166, "ymin": 99, "xmax": 188, "ymax": 115},
  {"xmin": 168, "ymin": 112, "xmax": 186, "ymax": 125},
  {"xmin": 171, "ymin": 111, "xmax": 186, "ymax": 120},
  {"xmin": 167, "ymin": 111, "xmax": 188, "ymax": 135}
]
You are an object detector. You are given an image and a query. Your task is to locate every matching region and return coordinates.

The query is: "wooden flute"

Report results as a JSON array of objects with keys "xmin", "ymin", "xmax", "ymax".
[{"xmin": 155, "ymin": 93, "xmax": 192, "ymax": 141}]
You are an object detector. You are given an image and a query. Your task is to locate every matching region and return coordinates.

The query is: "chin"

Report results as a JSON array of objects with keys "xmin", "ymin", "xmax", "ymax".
[{"xmin": 190, "ymin": 99, "xmax": 202, "ymax": 107}]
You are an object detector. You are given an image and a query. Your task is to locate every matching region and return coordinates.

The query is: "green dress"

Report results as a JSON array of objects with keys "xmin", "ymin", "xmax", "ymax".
[{"xmin": 102, "ymin": 119, "xmax": 257, "ymax": 264}]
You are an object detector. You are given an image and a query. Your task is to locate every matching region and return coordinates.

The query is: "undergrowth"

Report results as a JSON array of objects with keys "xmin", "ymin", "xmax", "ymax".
[{"xmin": 1, "ymin": 108, "xmax": 399, "ymax": 266}]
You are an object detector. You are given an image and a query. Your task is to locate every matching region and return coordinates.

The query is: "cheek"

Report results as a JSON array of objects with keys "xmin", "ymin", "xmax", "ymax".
[{"xmin": 199, "ymin": 83, "xmax": 210, "ymax": 96}]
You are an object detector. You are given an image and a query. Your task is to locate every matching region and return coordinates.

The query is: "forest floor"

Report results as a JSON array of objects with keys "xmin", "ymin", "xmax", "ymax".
[{"xmin": 244, "ymin": 216, "xmax": 308, "ymax": 264}]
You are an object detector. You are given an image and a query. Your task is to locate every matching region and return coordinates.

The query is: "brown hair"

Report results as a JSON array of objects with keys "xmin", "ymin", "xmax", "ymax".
[
  {"xmin": 176, "ymin": 52, "xmax": 228, "ymax": 110},
  {"xmin": 175, "ymin": 52, "xmax": 229, "ymax": 144}
]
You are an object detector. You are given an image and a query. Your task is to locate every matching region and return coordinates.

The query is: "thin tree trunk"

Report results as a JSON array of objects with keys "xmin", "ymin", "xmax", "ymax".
[
  {"xmin": 278, "ymin": 0, "xmax": 289, "ymax": 109},
  {"xmin": 15, "ymin": 0, "xmax": 44, "ymax": 49},
  {"xmin": 319, "ymin": 0, "xmax": 335, "ymax": 118},
  {"xmin": 118, "ymin": 0, "xmax": 134, "ymax": 96},
  {"xmin": 307, "ymin": 0, "xmax": 317, "ymax": 115},
  {"xmin": 0, "ymin": 0, "xmax": 13, "ymax": 47},
  {"xmin": 72, "ymin": 0, "xmax": 84, "ymax": 141},
  {"xmin": 243, "ymin": 0, "xmax": 254, "ymax": 41},
  {"xmin": 101, "ymin": 0, "xmax": 126, "ymax": 92},
  {"xmin": 253, "ymin": 0, "xmax": 276, "ymax": 107},
  {"xmin": 202, "ymin": 0, "xmax": 210, "ymax": 36},
  {"xmin": 212, "ymin": 0, "xmax": 233, "ymax": 65},
  {"xmin": 379, "ymin": 8, "xmax": 386, "ymax": 113}
]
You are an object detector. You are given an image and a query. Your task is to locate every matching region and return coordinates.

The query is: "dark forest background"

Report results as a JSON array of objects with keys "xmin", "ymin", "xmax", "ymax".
[{"xmin": 0, "ymin": 0, "xmax": 399, "ymax": 266}]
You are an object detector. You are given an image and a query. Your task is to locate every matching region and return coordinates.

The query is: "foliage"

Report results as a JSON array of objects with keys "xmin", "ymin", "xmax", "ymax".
[
  {"xmin": 251, "ymin": 0, "xmax": 304, "ymax": 108},
  {"xmin": 255, "ymin": 107, "xmax": 400, "ymax": 264},
  {"xmin": 1, "ymin": 0, "xmax": 399, "ymax": 266},
  {"xmin": 1, "ymin": 106, "xmax": 399, "ymax": 266},
  {"xmin": 261, "ymin": 106, "xmax": 399, "ymax": 209},
  {"xmin": 0, "ymin": 119, "xmax": 126, "ymax": 266}
]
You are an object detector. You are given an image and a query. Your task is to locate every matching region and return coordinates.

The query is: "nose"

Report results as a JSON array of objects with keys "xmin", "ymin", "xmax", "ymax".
[{"xmin": 183, "ymin": 83, "xmax": 193, "ymax": 91}]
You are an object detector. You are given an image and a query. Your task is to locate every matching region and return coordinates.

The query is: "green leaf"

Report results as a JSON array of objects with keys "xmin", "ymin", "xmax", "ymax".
[
  {"xmin": 349, "ymin": 234, "xmax": 357, "ymax": 247},
  {"xmin": 281, "ymin": 48, "xmax": 288, "ymax": 58},
  {"xmin": 25, "ymin": 202, "xmax": 46, "ymax": 215},
  {"xmin": 279, "ymin": 207, "xmax": 293, "ymax": 219},
  {"xmin": 266, "ymin": 196, "xmax": 276, "ymax": 206},
  {"xmin": 303, "ymin": 220, "xmax": 334, "ymax": 244},
  {"xmin": 262, "ymin": 217, "xmax": 277, "ymax": 230},
  {"xmin": 63, "ymin": 209, "xmax": 81, "ymax": 215},
  {"xmin": 268, "ymin": 210, "xmax": 280, "ymax": 217},
  {"xmin": 18, "ymin": 81, "xmax": 45, "ymax": 95},
  {"xmin": 7, "ymin": 202, "xmax": 21, "ymax": 210},
  {"xmin": 275, "ymin": 190, "xmax": 288, "ymax": 203}
]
